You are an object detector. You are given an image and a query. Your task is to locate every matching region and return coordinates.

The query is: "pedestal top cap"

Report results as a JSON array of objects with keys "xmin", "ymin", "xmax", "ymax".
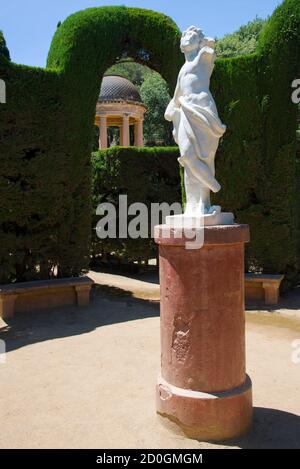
[{"xmin": 154, "ymin": 224, "xmax": 250, "ymax": 247}]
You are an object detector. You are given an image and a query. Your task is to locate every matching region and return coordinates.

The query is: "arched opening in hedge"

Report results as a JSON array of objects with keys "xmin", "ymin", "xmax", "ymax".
[
  {"xmin": 47, "ymin": 6, "xmax": 182, "ymax": 147},
  {"xmin": 92, "ymin": 60, "xmax": 174, "ymax": 149},
  {"xmin": 45, "ymin": 6, "xmax": 183, "ymax": 275}
]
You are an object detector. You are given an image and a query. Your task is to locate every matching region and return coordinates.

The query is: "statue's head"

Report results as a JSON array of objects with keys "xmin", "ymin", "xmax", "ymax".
[{"xmin": 180, "ymin": 26, "xmax": 205, "ymax": 53}]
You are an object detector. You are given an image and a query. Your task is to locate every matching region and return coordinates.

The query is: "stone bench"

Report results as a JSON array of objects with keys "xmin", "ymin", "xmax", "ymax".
[
  {"xmin": 245, "ymin": 274, "xmax": 284, "ymax": 306},
  {"xmin": 0, "ymin": 276, "xmax": 94, "ymax": 319}
]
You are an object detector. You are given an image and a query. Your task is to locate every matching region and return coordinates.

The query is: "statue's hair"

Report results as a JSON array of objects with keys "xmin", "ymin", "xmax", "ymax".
[
  {"xmin": 183, "ymin": 26, "xmax": 205, "ymax": 43},
  {"xmin": 182, "ymin": 26, "xmax": 215, "ymax": 51}
]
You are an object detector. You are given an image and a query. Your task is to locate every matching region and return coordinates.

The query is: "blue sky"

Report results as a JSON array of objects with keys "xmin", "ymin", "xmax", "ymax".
[{"xmin": 1, "ymin": 0, "xmax": 281, "ymax": 67}]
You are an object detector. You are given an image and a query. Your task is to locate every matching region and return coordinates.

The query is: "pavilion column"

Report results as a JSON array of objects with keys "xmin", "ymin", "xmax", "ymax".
[
  {"xmin": 134, "ymin": 119, "xmax": 144, "ymax": 147},
  {"xmin": 119, "ymin": 125, "xmax": 123, "ymax": 146},
  {"xmin": 99, "ymin": 115, "xmax": 108, "ymax": 149},
  {"xmin": 122, "ymin": 114, "xmax": 130, "ymax": 147}
]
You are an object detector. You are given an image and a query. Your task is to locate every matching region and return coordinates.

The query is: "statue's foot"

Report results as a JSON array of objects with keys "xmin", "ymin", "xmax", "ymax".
[{"xmin": 207, "ymin": 205, "xmax": 222, "ymax": 215}]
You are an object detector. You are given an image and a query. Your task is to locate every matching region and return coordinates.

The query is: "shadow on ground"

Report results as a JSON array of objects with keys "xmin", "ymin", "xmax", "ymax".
[
  {"xmin": 0, "ymin": 285, "xmax": 159, "ymax": 353},
  {"xmin": 222, "ymin": 407, "xmax": 300, "ymax": 449},
  {"xmin": 91, "ymin": 266, "xmax": 160, "ymax": 285}
]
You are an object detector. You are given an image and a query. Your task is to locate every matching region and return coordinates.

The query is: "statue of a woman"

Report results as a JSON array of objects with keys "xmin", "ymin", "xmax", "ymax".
[{"xmin": 165, "ymin": 26, "xmax": 226, "ymax": 217}]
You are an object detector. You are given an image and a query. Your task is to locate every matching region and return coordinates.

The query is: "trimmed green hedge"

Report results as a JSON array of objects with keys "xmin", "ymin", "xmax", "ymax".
[
  {"xmin": 0, "ymin": 7, "xmax": 182, "ymax": 283},
  {"xmin": 210, "ymin": 0, "xmax": 300, "ymax": 288},
  {"xmin": 0, "ymin": 1, "xmax": 299, "ymax": 285},
  {"xmin": 92, "ymin": 147, "xmax": 181, "ymax": 264},
  {"xmin": 179, "ymin": 0, "xmax": 299, "ymax": 287},
  {"xmin": 0, "ymin": 62, "xmax": 91, "ymax": 282}
]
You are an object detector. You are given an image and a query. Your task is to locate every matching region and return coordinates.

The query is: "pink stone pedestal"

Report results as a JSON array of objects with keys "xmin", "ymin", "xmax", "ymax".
[{"xmin": 154, "ymin": 224, "xmax": 253, "ymax": 441}]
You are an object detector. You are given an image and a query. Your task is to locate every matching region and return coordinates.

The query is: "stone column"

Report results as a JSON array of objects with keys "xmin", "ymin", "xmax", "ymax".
[
  {"xmin": 122, "ymin": 114, "xmax": 130, "ymax": 147},
  {"xmin": 119, "ymin": 125, "xmax": 123, "ymax": 146},
  {"xmin": 154, "ymin": 224, "xmax": 253, "ymax": 441},
  {"xmin": 134, "ymin": 119, "xmax": 144, "ymax": 147},
  {"xmin": 99, "ymin": 115, "xmax": 108, "ymax": 149}
]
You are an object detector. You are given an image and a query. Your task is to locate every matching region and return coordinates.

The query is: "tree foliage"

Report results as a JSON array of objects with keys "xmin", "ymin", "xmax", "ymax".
[
  {"xmin": 140, "ymin": 73, "xmax": 173, "ymax": 145},
  {"xmin": 0, "ymin": 31, "xmax": 10, "ymax": 62},
  {"xmin": 215, "ymin": 17, "xmax": 266, "ymax": 58},
  {"xmin": 106, "ymin": 59, "xmax": 152, "ymax": 86}
]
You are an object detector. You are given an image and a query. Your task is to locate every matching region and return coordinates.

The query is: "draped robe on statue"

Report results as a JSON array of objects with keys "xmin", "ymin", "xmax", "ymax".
[{"xmin": 165, "ymin": 46, "xmax": 226, "ymax": 195}]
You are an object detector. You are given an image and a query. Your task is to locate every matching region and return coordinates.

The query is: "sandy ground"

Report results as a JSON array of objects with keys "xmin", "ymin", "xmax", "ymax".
[{"xmin": 0, "ymin": 270, "xmax": 299, "ymax": 449}]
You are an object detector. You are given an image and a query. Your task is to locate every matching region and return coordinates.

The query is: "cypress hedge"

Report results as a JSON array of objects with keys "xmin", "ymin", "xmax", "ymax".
[
  {"xmin": 178, "ymin": 0, "xmax": 299, "ymax": 288},
  {"xmin": 0, "ymin": 1, "xmax": 299, "ymax": 285},
  {"xmin": 211, "ymin": 0, "xmax": 300, "ymax": 288},
  {"xmin": 0, "ymin": 62, "xmax": 89, "ymax": 282}
]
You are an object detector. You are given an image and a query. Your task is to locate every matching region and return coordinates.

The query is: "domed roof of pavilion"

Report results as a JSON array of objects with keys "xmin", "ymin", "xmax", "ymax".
[{"xmin": 99, "ymin": 75, "xmax": 142, "ymax": 104}]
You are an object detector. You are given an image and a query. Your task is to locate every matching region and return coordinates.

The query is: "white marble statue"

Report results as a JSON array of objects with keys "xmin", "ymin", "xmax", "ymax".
[{"xmin": 165, "ymin": 26, "xmax": 233, "ymax": 225}]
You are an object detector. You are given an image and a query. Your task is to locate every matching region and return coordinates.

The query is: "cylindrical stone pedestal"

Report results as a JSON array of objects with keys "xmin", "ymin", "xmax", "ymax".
[{"xmin": 155, "ymin": 224, "xmax": 253, "ymax": 441}]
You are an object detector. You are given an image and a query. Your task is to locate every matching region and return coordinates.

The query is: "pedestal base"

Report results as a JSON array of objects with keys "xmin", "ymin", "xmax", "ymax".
[{"xmin": 157, "ymin": 375, "xmax": 253, "ymax": 442}]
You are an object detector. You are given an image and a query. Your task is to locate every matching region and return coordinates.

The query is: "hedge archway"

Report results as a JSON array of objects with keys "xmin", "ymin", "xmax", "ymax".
[
  {"xmin": 47, "ymin": 6, "xmax": 182, "ymax": 157},
  {"xmin": 45, "ymin": 7, "xmax": 182, "ymax": 278}
]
